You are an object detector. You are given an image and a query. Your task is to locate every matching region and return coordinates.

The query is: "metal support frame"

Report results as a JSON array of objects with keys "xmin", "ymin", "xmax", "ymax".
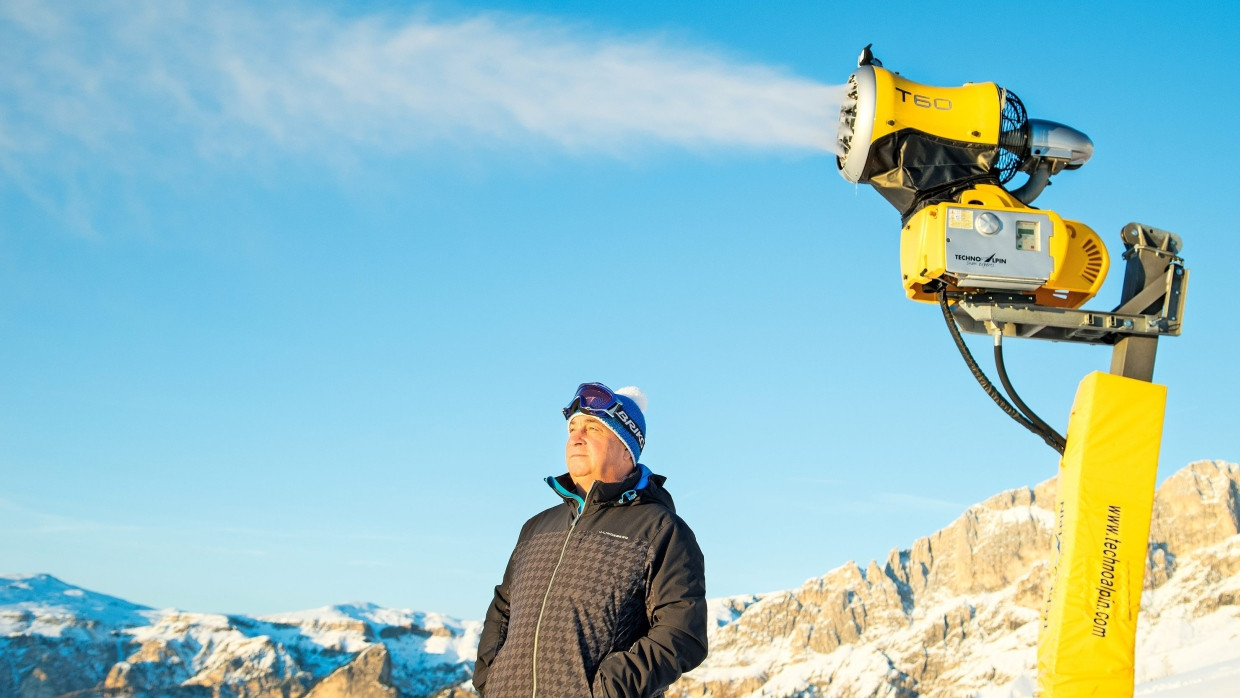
[
  {"xmin": 949, "ymin": 222, "xmax": 1187, "ymax": 384},
  {"xmin": 1110, "ymin": 336, "xmax": 1159, "ymax": 382},
  {"xmin": 1108, "ymin": 224, "xmax": 1185, "ymax": 382}
]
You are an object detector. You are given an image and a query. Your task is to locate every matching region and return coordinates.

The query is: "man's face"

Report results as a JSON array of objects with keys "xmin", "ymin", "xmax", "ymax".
[{"xmin": 565, "ymin": 413, "xmax": 633, "ymax": 490}]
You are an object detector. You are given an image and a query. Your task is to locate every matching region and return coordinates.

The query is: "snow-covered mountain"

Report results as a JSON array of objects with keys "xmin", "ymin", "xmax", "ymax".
[
  {"xmin": 671, "ymin": 460, "xmax": 1240, "ymax": 698},
  {"xmin": 1, "ymin": 575, "xmax": 480, "ymax": 697},
  {"xmin": 3, "ymin": 460, "xmax": 1238, "ymax": 697}
]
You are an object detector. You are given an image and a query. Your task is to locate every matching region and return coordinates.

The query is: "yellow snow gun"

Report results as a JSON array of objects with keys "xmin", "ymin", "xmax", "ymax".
[
  {"xmin": 836, "ymin": 45, "xmax": 1106, "ymax": 308},
  {"xmin": 833, "ymin": 46, "xmax": 1191, "ymax": 698}
]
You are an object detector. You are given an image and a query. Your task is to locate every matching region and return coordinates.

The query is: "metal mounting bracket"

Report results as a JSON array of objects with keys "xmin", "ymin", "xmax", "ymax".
[{"xmin": 948, "ymin": 223, "xmax": 1188, "ymax": 381}]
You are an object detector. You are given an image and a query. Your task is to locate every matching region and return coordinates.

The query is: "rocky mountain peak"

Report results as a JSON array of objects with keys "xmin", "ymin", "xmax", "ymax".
[{"xmin": 671, "ymin": 459, "xmax": 1240, "ymax": 697}]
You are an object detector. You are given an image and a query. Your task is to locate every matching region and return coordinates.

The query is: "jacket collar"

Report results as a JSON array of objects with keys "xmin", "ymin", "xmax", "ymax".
[{"xmin": 546, "ymin": 464, "xmax": 655, "ymax": 514}]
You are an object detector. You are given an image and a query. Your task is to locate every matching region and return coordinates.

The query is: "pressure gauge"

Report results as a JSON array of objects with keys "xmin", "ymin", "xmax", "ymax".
[{"xmin": 976, "ymin": 212, "xmax": 1002, "ymax": 236}]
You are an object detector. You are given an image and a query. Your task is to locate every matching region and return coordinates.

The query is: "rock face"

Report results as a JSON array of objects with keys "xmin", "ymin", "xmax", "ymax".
[
  {"xmin": 669, "ymin": 460, "xmax": 1240, "ymax": 698},
  {"xmin": 1149, "ymin": 460, "xmax": 1240, "ymax": 569},
  {"xmin": 306, "ymin": 644, "xmax": 398, "ymax": 698},
  {"xmin": 3, "ymin": 461, "xmax": 1237, "ymax": 698}
]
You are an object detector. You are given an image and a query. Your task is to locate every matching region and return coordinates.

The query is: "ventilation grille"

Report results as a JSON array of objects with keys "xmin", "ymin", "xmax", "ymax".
[
  {"xmin": 995, "ymin": 89, "xmax": 1028, "ymax": 184},
  {"xmin": 1080, "ymin": 237, "xmax": 1104, "ymax": 284}
]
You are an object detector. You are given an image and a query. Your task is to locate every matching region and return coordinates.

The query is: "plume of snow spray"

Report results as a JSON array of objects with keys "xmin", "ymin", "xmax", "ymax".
[{"xmin": 0, "ymin": 1, "xmax": 845, "ymax": 163}]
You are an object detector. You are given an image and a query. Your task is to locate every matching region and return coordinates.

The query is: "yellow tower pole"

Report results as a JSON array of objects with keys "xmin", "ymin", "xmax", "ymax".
[{"xmin": 1036, "ymin": 371, "xmax": 1165, "ymax": 696}]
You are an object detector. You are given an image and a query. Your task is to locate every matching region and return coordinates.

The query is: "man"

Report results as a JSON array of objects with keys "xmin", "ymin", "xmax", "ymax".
[{"xmin": 474, "ymin": 382, "xmax": 708, "ymax": 697}]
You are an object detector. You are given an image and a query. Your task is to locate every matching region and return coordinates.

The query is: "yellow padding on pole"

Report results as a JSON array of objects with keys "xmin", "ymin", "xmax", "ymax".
[{"xmin": 1038, "ymin": 372, "xmax": 1166, "ymax": 696}]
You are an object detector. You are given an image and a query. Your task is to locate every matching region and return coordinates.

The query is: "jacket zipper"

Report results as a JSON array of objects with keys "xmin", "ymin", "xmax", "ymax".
[{"xmin": 531, "ymin": 482, "xmax": 595, "ymax": 697}]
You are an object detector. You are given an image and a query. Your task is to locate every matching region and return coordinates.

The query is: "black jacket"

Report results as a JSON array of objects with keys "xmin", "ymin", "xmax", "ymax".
[{"xmin": 474, "ymin": 466, "xmax": 708, "ymax": 697}]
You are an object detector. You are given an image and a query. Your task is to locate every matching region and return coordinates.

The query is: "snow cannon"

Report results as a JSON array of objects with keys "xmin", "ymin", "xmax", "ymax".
[
  {"xmin": 835, "ymin": 45, "xmax": 1193, "ymax": 698},
  {"xmin": 836, "ymin": 45, "xmax": 1107, "ymax": 308}
]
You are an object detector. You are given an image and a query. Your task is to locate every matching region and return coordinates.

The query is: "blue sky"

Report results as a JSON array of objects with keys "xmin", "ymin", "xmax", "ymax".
[{"xmin": 2, "ymin": 0, "xmax": 1238, "ymax": 620}]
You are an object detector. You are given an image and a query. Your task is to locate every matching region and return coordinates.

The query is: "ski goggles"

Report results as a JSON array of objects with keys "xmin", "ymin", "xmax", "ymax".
[{"xmin": 562, "ymin": 382, "xmax": 622, "ymax": 419}]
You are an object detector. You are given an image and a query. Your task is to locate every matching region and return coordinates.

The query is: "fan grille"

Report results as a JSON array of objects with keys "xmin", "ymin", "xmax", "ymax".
[{"xmin": 995, "ymin": 89, "xmax": 1028, "ymax": 184}]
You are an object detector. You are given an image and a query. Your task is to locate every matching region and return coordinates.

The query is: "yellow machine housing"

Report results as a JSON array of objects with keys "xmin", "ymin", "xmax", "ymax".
[
  {"xmin": 901, "ymin": 184, "xmax": 1109, "ymax": 308},
  {"xmin": 838, "ymin": 58, "xmax": 1107, "ymax": 308},
  {"xmin": 864, "ymin": 68, "xmax": 1000, "ymax": 156},
  {"xmin": 837, "ymin": 64, "xmax": 1012, "ymax": 216}
]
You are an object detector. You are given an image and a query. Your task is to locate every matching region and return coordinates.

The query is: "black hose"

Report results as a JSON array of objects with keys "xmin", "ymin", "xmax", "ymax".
[
  {"xmin": 937, "ymin": 287, "xmax": 1065, "ymax": 454},
  {"xmin": 993, "ymin": 337, "xmax": 1067, "ymax": 453}
]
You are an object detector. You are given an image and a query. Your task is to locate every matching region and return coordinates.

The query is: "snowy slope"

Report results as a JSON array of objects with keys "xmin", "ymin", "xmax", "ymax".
[{"xmin": 1134, "ymin": 656, "xmax": 1240, "ymax": 697}]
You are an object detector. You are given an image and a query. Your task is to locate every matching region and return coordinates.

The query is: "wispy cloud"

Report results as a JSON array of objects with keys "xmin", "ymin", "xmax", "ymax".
[
  {"xmin": 0, "ymin": 495, "xmax": 144, "ymax": 535},
  {"xmin": 204, "ymin": 546, "xmax": 269, "ymax": 558},
  {"xmin": 0, "ymin": 0, "xmax": 842, "ymax": 169},
  {"xmin": 209, "ymin": 527, "xmax": 409, "ymax": 544},
  {"xmin": 0, "ymin": 495, "xmax": 404, "ymax": 548}
]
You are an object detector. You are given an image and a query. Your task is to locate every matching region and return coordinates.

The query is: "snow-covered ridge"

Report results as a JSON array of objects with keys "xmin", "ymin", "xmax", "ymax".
[
  {"xmin": 0, "ymin": 572, "xmax": 158, "ymax": 639},
  {"xmin": 1, "ymin": 574, "xmax": 481, "ymax": 697}
]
